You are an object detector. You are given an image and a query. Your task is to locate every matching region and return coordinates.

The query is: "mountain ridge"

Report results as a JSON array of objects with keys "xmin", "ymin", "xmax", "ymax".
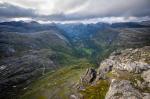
[{"xmin": 0, "ymin": 20, "xmax": 150, "ymax": 99}]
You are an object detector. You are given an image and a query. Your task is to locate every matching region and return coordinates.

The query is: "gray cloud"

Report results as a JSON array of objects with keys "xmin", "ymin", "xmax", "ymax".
[
  {"xmin": 0, "ymin": 3, "xmax": 36, "ymax": 18},
  {"xmin": 0, "ymin": 0, "xmax": 150, "ymax": 22},
  {"xmin": 66, "ymin": 0, "xmax": 150, "ymax": 19}
]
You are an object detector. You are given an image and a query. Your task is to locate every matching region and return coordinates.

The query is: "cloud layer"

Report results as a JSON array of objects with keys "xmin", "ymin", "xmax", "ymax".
[{"xmin": 0, "ymin": 0, "xmax": 150, "ymax": 22}]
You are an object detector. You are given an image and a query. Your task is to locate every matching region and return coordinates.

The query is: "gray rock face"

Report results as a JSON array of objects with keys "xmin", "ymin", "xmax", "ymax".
[
  {"xmin": 98, "ymin": 46, "xmax": 150, "ymax": 74},
  {"xmin": 105, "ymin": 79, "xmax": 143, "ymax": 99},
  {"xmin": 114, "ymin": 61, "xmax": 150, "ymax": 73},
  {"xmin": 142, "ymin": 70, "xmax": 150, "ymax": 83},
  {"xmin": 141, "ymin": 70, "xmax": 150, "ymax": 89},
  {"xmin": 81, "ymin": 68, "xmax": 97, "ymax": 84},
  {"xmin": 71, "ymin": 68, "xmax": 97, "ymax": 99},
  {"xmin": 76, "ymin": 46, "xmax": 150, "ymax": 99},
  {"xmin": 96, "ymin": 62, "xmax": 113, "ymax": 80},
  {"xmin": 103, "ymin": 47, "xmax": 150, "ymax": 99},
  {"xmin": 143, "ymin": 93, "xmax": 150, "ymax": 99}
]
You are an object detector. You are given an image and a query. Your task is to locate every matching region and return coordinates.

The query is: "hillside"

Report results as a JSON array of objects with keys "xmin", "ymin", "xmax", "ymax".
[{"xmin": 0, "ymin": 21, "xmax": 150, "ymax": 99}]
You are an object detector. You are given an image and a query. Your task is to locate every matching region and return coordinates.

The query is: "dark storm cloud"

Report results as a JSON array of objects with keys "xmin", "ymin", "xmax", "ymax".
[{"xmin": 0, "ymin": 3, "xmax": 37, "ymax": 18}]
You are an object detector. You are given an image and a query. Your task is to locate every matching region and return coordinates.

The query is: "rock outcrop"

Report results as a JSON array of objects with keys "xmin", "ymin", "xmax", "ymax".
[
  {"xmin": 80, "ymin": 68, "xmax": 97, "ymax": 84},
  {"xmin": 76, "ymin": 46, "xmax": 150, "ymax": 99},
  {"xmin": 105, "ymin": 79, "xmax": 143, "ymax": 99}
]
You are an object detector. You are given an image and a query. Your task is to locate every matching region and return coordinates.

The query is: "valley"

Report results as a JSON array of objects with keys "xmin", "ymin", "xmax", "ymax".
[{"xmin": 0, "ymin": 21, "xmax": 150, "ymax": 99}]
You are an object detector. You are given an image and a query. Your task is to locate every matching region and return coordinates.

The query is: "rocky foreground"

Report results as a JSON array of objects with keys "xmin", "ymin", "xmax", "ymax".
[{"xmin": 73, "ymin": 46, "xmax": 150, "ymax": 99}]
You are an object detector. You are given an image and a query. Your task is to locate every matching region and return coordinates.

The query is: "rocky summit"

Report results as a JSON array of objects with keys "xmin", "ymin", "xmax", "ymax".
[{"xmin": 75, "ymin": 46, "xmax": 150, "ymax": 99}]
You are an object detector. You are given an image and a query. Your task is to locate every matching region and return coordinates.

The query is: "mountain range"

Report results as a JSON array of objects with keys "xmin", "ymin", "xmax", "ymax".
[{"xmin": 0, "ymin": 21, "xmax": 150, "ymax": 99}]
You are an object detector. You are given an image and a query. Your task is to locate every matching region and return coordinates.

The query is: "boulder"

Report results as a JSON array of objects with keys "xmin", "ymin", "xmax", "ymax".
[
  {"xmin": 105, "ymin": 79, "xmax": 143, "ymax": 99},
  {"xmin": 81, "ymin": 68, "xmax": 96, "ymax": 84}
]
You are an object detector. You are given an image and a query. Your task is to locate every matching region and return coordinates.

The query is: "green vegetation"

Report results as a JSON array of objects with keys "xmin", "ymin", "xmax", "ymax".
[
  {"xmin": 17, "ymin": 40, "xmax": 115, "ymax": 99},
  {"xmin": 1, "ymin": 21, "xmax": 150, "ymax": 99},
  {"xmin": 79, "ymin": 80, "xmax": 110, "ymax": 99},
  {"xmin": 19, "ymin": 59, "xmax": 94, "ymax": 99}
]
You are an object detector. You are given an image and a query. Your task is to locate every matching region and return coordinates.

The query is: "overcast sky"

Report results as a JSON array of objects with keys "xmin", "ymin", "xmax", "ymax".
[{"xmin": 0, "ymin": 0, "xmax": 150, "ymax": 23}]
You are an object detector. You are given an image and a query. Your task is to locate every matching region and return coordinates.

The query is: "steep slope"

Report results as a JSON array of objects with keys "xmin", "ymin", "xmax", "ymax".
[
  {"xmin": 91, "ymin": 27, "xmax": 150, "ymax": 62},
  {"xmin": 0, "ymin": 21, "xmax": 57, "ymax": 33},
  {"xmin": 92, "ymin": 27, "xmax": 150, "ymax": 48},
  {"xmin": 0, "ymin": 30, "xmax": 71, "ymax": 58},
  {"xmin": 57, "ymin": 23, "xmax": 107, "ymax": 59},
  {"xmin": 0, "ymin": 24, "xmax": 73, "ymax": 99},
  {"xmin": 57, "ymin": 22, "xmax": 150, "ymax": 63}
]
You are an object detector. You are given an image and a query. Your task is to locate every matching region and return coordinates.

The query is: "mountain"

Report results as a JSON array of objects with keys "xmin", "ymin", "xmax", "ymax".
[
  {"xmin": 0, "ymin": 21, "xmax": 57, "ymax": 33},
  {"xmin": 57, "ymin": 22, "xmax": 150, "ymax": 62},
  {"xmin": 0, "ymin": 22, "xmax": 75, "ymax": 99},
  {"xmin": 0, "ymin": 30, "xmax": 72, "ymax": 57},
  {"xmin": 0, "ymin": 21, "xmax": 150, "ymax": 99}
]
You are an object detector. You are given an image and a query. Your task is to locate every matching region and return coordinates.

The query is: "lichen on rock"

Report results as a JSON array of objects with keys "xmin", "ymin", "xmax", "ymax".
[{"xmin": 75, "ymin": 46, "xmax": 150, "ymax": 99}]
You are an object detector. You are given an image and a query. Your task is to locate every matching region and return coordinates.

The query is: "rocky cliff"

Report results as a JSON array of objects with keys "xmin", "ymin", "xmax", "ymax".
[{"xmin": 74, "ymin": 46, "xmax": 150, "ymax": 99}]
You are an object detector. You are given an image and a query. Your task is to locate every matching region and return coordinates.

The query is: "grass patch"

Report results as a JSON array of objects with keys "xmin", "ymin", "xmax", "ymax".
[
  {"xmin": 79, "ymin": 80, "xmax": 110, "ymax": 99},
  {"xmin": 19, "ymin": 59, "xmax": 94, "ymax": 99}
]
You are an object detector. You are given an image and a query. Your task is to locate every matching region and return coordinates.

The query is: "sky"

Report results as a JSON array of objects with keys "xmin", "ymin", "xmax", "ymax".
[{"xmin": 0, "ymin": 0, "xmax": 150, "ymax": 23}]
